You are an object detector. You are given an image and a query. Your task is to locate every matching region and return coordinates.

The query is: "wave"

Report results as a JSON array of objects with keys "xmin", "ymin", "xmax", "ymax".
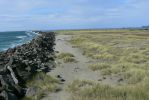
[
  {"xmin": 16, "ymin": 36, "xmax": 27, "ymax": 39},
  {"xmin": 0, "ymin": 31, "xmax": 38, "ymax": 52},
  {"xmin": 10, "ymin": 43, "xmax": 17, "ymax": 48},
  {"xmin": 25, "ymin": 31, "xmax": 32, "ymax": 37},
  {"xmin": 26, "ymin": 31, "xmax": 37, "ymax": 35},
  {"xmin": 26, "ymin": 31, "xmax": 40, "ymax": 36}
]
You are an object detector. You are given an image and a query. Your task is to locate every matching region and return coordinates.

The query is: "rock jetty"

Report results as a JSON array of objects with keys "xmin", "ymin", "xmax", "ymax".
[{"xmin": 0, "ymin": 32, "xmax": 55, "ymax": 100}]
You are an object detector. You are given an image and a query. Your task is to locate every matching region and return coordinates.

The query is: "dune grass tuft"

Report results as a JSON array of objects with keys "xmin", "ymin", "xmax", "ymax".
[
  {"xmin": 57, "ymin": 52, "xmax": 76, "ymax": 63},
  {"xmin": 63, "ymin": 56, "xmax": 77, "ymax": 63},
  {"xmin": 89, "ymin": 63, "xmax": 111, "ymax": 71},
  {"xmin": 57, "ymin": 53, "xmax": 74, "ymax": 59}
]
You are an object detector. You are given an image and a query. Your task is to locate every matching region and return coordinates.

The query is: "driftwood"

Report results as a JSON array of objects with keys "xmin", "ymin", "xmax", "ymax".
[{"xmin": 7, "ymin": 66, "xmax": 18, "ymax": 84}]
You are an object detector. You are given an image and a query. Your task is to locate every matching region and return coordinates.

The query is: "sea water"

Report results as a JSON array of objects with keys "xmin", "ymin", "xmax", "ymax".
[{"xmin": 0, "ymin": 31, "xmax": 38, "ymax": 51}]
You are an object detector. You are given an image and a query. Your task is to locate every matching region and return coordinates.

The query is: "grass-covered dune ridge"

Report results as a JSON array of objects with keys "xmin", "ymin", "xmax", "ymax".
[{"xmin": 57, "ymin": 29, "xmax": 149, "ymax": 100}]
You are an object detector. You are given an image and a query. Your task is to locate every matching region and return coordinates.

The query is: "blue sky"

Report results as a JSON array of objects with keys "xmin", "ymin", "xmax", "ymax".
[{"xmin": 0, "ymin": 0, "xmax": 149, "ymax": 31}]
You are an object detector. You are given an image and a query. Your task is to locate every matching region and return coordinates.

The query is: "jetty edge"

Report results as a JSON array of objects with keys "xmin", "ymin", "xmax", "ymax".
[{"xmin": 0, "ymin": 31, "xmax": 56, "ymax": 100}]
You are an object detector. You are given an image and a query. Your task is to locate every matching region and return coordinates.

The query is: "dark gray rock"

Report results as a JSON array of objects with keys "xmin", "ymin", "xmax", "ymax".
[
  {"xmin": 57, "ymin": 75, "xmax": 62, "ymax": 78},
  {"xmin": 0, "ymin": 91, "xmax": 18, "ymax": 100},
  {"xmin": 60, "ymin": 79, "xmax": 66, "ymax": 82},
  {"xmin": 0, "ymin": 31, "xmax": 56, "ymax": 99}
]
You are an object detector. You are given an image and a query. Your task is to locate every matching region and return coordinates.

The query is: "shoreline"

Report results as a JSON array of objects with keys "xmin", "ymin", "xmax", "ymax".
[
  {"xmin": 0, "ymin": 31, "xmax": 39, "ymax": 52},
  {"xmin": 0, "ymin": 31, "xmax": 56, "ymax": 99}
]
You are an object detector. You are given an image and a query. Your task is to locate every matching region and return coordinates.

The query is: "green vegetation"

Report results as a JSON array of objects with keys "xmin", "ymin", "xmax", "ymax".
[
  {"xmin": 57, "ymin": 29, "xmax": 149, "ymax": 100},
  {"xmin": 89, "ymin": 63, "xmax": 111, "ymax": 71},
  {"xmin": 56, "ymin": 29, "xmax": 146, "ymax": 35},
  {"xmin": 23, "ymin": 72, "xmax": 60, "ymax": 100},
  {"xmin": 69, "ymin": 30, "xmax": 149, "ymax": 84},
  {"xmin": 62, "ymin": 56, "xmax": 76, "ymax": 63},
  {"xmin": 57, "ymin": 53, "xmax": 74, "ymax": 58},
  {"xmin": 68, "ymin": 80, "xmax": 149, "ymax": 100},
  {"xmin": 57, "ymin": 52, "xmax": 77, "ymax": 63}
]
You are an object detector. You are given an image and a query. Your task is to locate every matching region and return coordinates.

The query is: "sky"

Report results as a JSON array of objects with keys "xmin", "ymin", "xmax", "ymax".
[{"xmin": 0, "ymin": 0, "xmax": 149, "ymax": 31}]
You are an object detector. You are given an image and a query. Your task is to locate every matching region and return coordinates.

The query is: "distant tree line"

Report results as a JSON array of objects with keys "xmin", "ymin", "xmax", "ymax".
[{"xmin": 141, "ymin": 26, "xmax": 149, "ymax": 30}]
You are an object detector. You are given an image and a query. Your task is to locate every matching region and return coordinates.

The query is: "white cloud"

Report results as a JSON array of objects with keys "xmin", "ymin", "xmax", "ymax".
[{"xmin": 0, "ymin": 0, "xmax": 149, "ymax": 31}]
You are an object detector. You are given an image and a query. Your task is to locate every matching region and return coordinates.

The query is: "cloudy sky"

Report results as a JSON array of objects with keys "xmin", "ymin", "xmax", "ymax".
[{"xmin": 0, "ymin": 0, "xmax": 149, "ymax": 31}]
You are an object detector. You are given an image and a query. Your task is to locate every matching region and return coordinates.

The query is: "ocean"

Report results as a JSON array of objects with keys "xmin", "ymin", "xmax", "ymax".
[{"xmin": 0, "ymin": 31, "xmax": 38, "ymax": 51}]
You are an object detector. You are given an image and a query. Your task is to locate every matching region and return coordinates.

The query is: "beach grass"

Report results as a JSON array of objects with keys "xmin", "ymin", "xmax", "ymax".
[
  {"xmin": 57, "ymin": 52, "xmax": 77, "ymax": 63},
  {"xmin": 57, "ymin": 53, "xmax": 74, "ymax": 59},
  {"xmin": 89, "ymin": 63, "xmax": 111, "ymax": 71},
  {"xmin": 23, "ymin": 72, "xmax": 60, "ymax": 100},
  {"xmin": 58, "ymin": 29, "xmax": 149, "ymax": 100},
  {"xmin": 68, "ymin": 79, "xmax": 149, "ymax": 100}
]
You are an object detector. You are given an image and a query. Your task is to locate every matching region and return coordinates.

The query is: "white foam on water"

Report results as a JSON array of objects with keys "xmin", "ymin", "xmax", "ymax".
[
  {"xmin": 16, "ymin": 36, "xmax": 27, "ymax": 39},
  {"xmin": 0, "ymin": 31, "xmax": 38, "ymax": 52}
]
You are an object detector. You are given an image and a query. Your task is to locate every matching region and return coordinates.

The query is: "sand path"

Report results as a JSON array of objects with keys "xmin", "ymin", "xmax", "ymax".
[{"xmin": 42, "ymin": 35, "xmax": 119, "ymax": 100}]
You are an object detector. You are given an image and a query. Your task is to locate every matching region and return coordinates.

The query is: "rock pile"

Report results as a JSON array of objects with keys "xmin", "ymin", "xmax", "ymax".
[{"xmin": 0, "ymin": 32, "xmax": 55, "ymax": 100}]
